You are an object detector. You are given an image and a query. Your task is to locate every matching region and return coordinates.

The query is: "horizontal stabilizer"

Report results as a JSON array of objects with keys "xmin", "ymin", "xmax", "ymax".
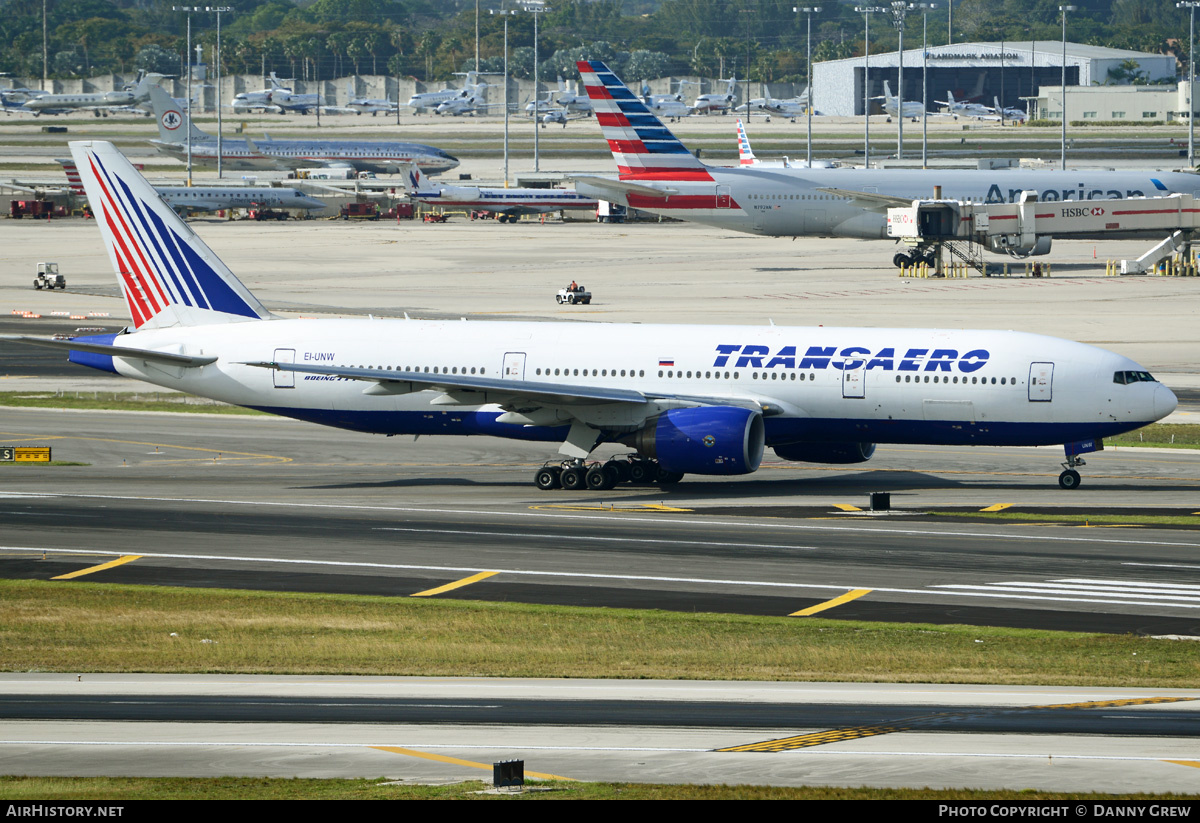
[
  {"xmin": 572, "ymin": 175, "xmax": 679, "ymax": 201},
  {"xmin": 1, "ymin": 335, "xmax": 217, "ymax": 367}
]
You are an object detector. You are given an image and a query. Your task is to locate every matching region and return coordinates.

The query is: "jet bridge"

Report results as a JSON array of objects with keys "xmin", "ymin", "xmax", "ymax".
[{"xmin": 886, "ymin": 191, "xmax": 1200, "ymax": 275}]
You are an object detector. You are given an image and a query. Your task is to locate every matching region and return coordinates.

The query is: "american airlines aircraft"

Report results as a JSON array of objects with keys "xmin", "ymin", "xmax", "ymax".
[
  {"xmin": 56, "ymin": 158, "xmax": 325, "ymax": 215},
  {"xmin": 400, "ymin": 163, "xmax": 597, "ymax": 220},
  {"xmin": 572, "ymin": 60, "xmax": 1200, "ymax": 263},
  {"xmin": 146, "ymin": 84, "xmax": 458, "ymax": 176},
  {"xmin": 3, "ymin": 141, "xmax": 1177, "ymax": 492}
]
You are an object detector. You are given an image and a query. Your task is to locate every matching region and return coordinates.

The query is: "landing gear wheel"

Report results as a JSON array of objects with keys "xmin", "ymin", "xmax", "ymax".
[
  {"xmin": 560, "ymin": 466, "xmax": 587, "ymax": 491},
  {"xmin": 585, "ymin": 465, "xmax": 616, "ymax": 491},
  {"xmin": 656, "ymin": 467, "xmax": 684, "ymax": 485},
  {"xmin": 605, "ymin": 459, "xmax": 631, "ymax": 484},
  {"xmin": 1058, "ymin": 469, "xmax": 1081, "ymax": 490},
  {"xmin": 535, "ymin": 466, "xmax": 562, "ymax": 490},
  {"xmin": 893, "ymin": 252, "xmax": 911, "ymax": 268},
  {"xmin": 628, "ymin": 461, "xmax": 654, "ymax": 484}
]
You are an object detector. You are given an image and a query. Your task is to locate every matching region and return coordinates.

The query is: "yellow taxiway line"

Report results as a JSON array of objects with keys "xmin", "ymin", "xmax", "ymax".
[
  {"xmin": 369, "ymin": 746, "xmax": 573, "ymax": 780},
  {"xmin": 790, "ymin": 588, "xmax": 872, "ymax": 617},
  {"xmin": 411, "ymin": 571, "xmax": 498, "ymax": 597},
  {"xmin": 51, "ymin": 555, "xmax": 141, "ymax": 580}
]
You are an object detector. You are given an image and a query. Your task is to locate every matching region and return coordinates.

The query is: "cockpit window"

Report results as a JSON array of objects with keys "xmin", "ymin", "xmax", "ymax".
[{"xmin": 1113, "ymin": 370, "xmax": 1156, "ymax": 385}]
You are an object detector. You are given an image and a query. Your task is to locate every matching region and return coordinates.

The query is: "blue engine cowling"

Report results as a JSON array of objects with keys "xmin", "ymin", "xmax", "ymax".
[
  {"xmin": 773, "ymin": 442, "xmax": 876, "ymax": 464},
  {"xmin": 620, "ymin": 407, "xmax": 765, "ymax": 475}
]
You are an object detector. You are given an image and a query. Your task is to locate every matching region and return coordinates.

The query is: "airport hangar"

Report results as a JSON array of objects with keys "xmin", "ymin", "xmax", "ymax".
[{"xmin": 811, "ymin": 41, "xmax": 1176, "ymax": 117}]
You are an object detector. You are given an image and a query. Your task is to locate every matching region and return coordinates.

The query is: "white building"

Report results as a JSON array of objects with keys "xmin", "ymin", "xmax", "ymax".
[{"xmin": 812, "ymin": 41, "xmax": 1177, "ymax": 117}]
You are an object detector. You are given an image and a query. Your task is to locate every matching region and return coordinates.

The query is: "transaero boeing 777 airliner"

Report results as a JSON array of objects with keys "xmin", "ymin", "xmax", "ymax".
[{"xmin": 4, "ymin": 142, "xmax": 1177, "ymax": 491}]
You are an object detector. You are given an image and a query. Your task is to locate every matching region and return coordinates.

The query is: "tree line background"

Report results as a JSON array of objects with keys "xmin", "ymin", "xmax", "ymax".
[{"xmin": 0, "ymin": 0, "xmax": 1190, "ymax": 86}]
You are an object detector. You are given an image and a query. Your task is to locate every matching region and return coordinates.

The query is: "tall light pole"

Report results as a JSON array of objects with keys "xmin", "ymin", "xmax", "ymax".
[
  {"xmin": 1059, "ymin": 5, "xmax": 1075, "ymax": 170},
  {"xmin": 207, "ymin": 8, "xmax": 231, "ymax": 180},
  {"xmin": 795, "ymin": 7, "xmax": 822, "ymax": 168},
  {"xmin": 885, "ymin": 2, "xmax": 914, "ymax": 163},
  {"xmin": 1180, "ymin": 2, "xmax": 1199, "ymax": 168},
  {"xmin": 855, "ymin": 7, "xmax": 886, "ymax": 167},
  {"xmin": 490, "ymin": 8, "xmax": 517, "ymax": 184},
  {"xmin": 918, "ymin": 4, "xmax": 936, "ymax": 169},
  {"xmin": 519, "ymin": 1, "xmax": 549, "ymax": 174}
]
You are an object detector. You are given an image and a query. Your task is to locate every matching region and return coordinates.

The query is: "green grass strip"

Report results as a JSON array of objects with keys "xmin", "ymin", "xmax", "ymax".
[
  {"xmin": 0, "ymin": 776, "xmax": 1196, "ymax": 800},
  {"xmin": 1108, "ymin": 423, "xmax": 1200, "ymax": 449},
  {"xmin": 2, "ymin": 579, "xmax": 1198, "ymax": 687}
]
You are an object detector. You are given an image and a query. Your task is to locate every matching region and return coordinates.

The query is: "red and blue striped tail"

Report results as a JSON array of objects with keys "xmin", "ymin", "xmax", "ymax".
[
  {"xmin": 577, "ymin": 60, "xmax": 712, "ymax": 182},
  {"xmin": 736, "ymin": 119, "xmax": 756, "ymax": 165},
  {"xmin": 69, "ymin": 140, "xmax": 271, "ymax": 330}
]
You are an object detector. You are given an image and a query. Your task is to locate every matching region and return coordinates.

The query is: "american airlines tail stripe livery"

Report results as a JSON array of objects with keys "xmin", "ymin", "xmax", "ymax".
[
  {"xmin": 581, "ymin": 60, "xmax": 712, "ymax": 180},
  {"xmin": 5, "ymin": 141, "xmax": 1177, "ymax": 492},
  {"xmin": 574, "ymin": 60, "xmax": 1200, "ymax": 249}
]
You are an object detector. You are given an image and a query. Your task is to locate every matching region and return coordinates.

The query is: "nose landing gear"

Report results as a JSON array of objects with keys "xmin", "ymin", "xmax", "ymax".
[{"xmin": 1059, "ymin": 455, "xmax": 1085, "ymax": 490}]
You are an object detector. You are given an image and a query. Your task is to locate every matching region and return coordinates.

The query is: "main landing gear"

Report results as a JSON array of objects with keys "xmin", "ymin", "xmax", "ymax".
[
  {"xmin": 534, "ymin": 455, "xmax": 684, "ymax": 491},
  {"xmin": 893, "ymin": 247, "xmax": 938, "ymax": 268},
  {"xmin": 1059, "ymin": 455, "xmax": 1085, "ymax": 490}
]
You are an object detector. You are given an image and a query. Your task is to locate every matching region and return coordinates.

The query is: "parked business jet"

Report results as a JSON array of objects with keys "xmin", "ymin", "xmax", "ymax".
[
  {"xmin": 554, "ymin": 76, "xmax": 593, "ymax": 115},
  {"xmin": 56, "ymin": 158, "xmax": 325, "ymax": 215},
  {"xmin": 877, "ymin": 81, "xmax": 926, "ymax": 119},
  {"xmin": 399, "ymin": 162, "xmax": 597, "ymax": 220},
  {"xmin": 2, "ymin": 141, "xmax": 1176, "ymax": 492},
  {"xmin": 406, "ymin": 72, "xmax": 479, "ymax": 112},
  {"xmin": 991, "ymin": 96, "xmax": 1029, "ymax": 123},
  {"xmin": 147, "ymin": 84, "xmax": 458, "ymax": 176},
  {"xmin": 24, "ymin": 73, "xmax": 163, "ymax": 117},
  {"xmin": 572, "ymin": 60, "xmax": 1200, "ymax": 263},
  {"xmin": 939, "ymin": 91, "xmax": 995, "ymax": 120},
  {"xmin": 339, "ymin": 82, "xmax": 399, "ymax": 116},
  {"xmin": 691, "ymin": 77, "xmax": 738, "ymax": 114}
]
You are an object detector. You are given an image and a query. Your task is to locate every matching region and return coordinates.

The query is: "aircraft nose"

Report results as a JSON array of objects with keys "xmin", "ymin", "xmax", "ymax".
[{"xmin": 1154, "ymin": 384, "xmax": 1178, "ymax": 421}]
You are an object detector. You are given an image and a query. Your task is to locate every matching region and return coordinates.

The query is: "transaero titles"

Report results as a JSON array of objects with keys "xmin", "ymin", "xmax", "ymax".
[{"xmin": 713, "ymin": 344, "xmax": 991, "ymax": 372}]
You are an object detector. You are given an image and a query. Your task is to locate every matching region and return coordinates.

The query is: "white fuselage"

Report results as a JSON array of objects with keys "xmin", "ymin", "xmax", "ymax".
[
  {"xmin": 410, "ymin": 184, "xmax": 598, "ymax": 216},
  {"xmin": 587, "ymin": 166, "xmax": 1200, "ymax": 239},
  {"xmin": 156, "ymin": 186, "xmax": 324, "ymax": 213},
  {"xmin": 88, "ymin": 319, "xmax": 1172, "ymax": 451}
]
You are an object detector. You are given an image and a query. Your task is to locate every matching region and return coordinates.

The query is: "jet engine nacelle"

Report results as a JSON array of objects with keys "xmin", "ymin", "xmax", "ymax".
[
  {"xmin": 619, "ymin": 407, "xmax": 765, "ymax": 475},
  {"xmin": 773, "ymin": 441, "xmax": 876, "ymax": 464},
  {"xmin": 987, "ymin": 235, "xmax": 1052, "ymax": 258}
]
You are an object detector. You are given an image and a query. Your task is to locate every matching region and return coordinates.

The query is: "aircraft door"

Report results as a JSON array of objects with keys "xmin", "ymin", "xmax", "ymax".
[
  {"xmin": 716, "ymin": 185, "xmax": 732, "ymax": 208},
  {"xmin": 842, "ymin": 365, "xmax": 865, "ymax": 398},
  {"xmin": 503, "ymin": 352, "xmax": 526, "ymax": 380},
  {"xmin": 1028, "ymin": 362, "xmax": 1054, "ymax": 401},
  {"xmin": 272, "ymin": 348, "xmax": 295, "ymax": 389}
]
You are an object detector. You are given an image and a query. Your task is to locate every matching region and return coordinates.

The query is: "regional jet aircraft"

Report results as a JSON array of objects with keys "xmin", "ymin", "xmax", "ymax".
[
  {"xmin": 2, "ymin": 141, "xmax": 1176, "ymax": 492},
  {"xmin": 400, "ymin": 162, "xmax": 597, "ymax": 220},
  {"xmin": 147, "ymin": 85, "xmax": 458, "ymax": 176},
  {"xmin": 572, "ymin": 60, "xmax": 1200, "ymax": 264}
]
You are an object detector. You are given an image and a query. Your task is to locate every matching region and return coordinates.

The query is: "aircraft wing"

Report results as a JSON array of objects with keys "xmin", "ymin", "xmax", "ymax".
[
  {"xmin": 1, "ymin": 335, "xmax": 217, "ymax": 367},
  {"xmin": 241, "ymin": 360, "xmax": 776, "ymax": 415},
  {"xmin": 571, "ymin": 175, "xmax": 680, "ymax": 200},
  {"xmin": 815, "ymin": 187, "xmax": 915, "ymax": 213}
]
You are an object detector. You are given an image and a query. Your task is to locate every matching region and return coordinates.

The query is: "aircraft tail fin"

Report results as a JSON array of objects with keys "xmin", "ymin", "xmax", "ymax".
[
  {"xmin": 884, "ymin": 80, "xmax": 893, "ymax": 100},
  {"xmin": 147, "ymin": 83, "xmax": 210, "ymax": 143},
  {"xmin": 576, "ymin": 60, "xmax": 710, "ymax": 180},
  {"xmin": 736, "ymin": 119, "xmax": 756, "ymax": 165},
  {"xmin": 947, "ymin": 91, "xmax": 956, "ymax": 106},
  {"xmin": 69, "ymin": 141, "xmax": 272, "ymax": 330},
  {"xmin": 399, "ymin": 161, "xmax": 431, "ymax": 194},
  {"xmin": 55, "ymin": 158, "xmax": 85, "ymax": 196}
]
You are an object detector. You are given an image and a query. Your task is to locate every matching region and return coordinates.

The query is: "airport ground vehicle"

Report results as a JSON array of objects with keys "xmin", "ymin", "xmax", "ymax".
[
  {"xmin": 596, "ymin": 201, "xmax": 626, "ymax": 223},
  {"xmin": 340, "ymin": 202, "xmax": 379, "ymax": 220},
  {"xmin": 11, "ymin": 199, "xmax": 62, "ymax": 219},
  {"xmin": 248, "ymin": 207, "xmax": 288, "ymax": 221},
  {"xmin": 33, "ymin": 262, "xmax": 64, "ymax": 290},
  {"xmin": 422, "ymin": 212, "xmax": 448, "ymax": 223},
  {"xmin": 383, "ymin": 203, "xmax": 415, "ymax": 220},
  {"xmin": 556, "ymin": 284, "xmax": 591, "ymax": 304}
]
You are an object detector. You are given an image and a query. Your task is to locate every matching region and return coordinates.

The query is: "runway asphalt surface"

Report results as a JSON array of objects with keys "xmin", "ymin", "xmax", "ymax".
[{"xmin": 4, "ymin": 144, "xmax": 1200, "ymax": 791}]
